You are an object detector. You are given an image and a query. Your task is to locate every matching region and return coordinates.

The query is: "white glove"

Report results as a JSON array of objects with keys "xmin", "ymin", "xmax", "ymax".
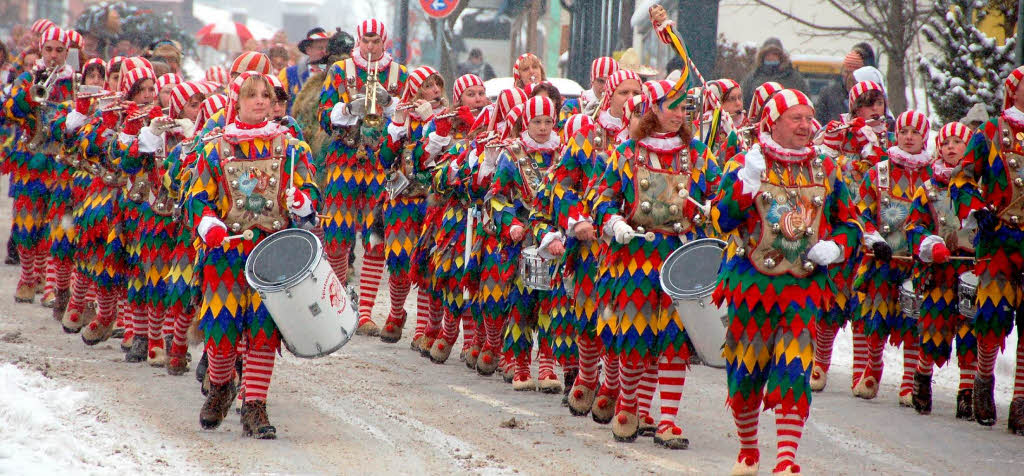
[
  {"xmin": 65, "ymin": 110, "xmax": 90, "ymax": 132},
  {"xmin": 736, "ymin": 144, "xmax": 765, "ymax": 195},
  {"xmin": 612, "ymin": 220, "xmax": 635, "ymax": 245},
  {"xmin": 863, "ymin": 231, "xmax": 886, "ymax": 247},
  {"xmin": 425, "ymin": 132, "xmax": 452, "ymax": 157},
  {"xmin": 537, "ymin": 231, "xmax": 564, "ymax": 259},
  {"xmin": 331, "ymin": 102, "xmax": 359, "ymax": 127},
  {"xmin": 287, "ymin": 187, "xmax": 314, "ymax": 217},
  {"xmin": 387, "ymin": 121, "xmax": 408, "ymax": 141},
  {"xmin": 196, "ymin": 215, "xmax": 228, "ymax": 246},
  {"xmin": 137, "ymin": 127, "xmax": 164, "ymax": 154},
  {"xmin": 918, "ymin": 235, "xmax": 946, "ymax": 263},
  {"xmin": 807, "ymin": 240, "xmax": 842, "ymax": 266},
  {"xmin": 414, "ymin": 100, "xmax": 434, "ymax": 120}
]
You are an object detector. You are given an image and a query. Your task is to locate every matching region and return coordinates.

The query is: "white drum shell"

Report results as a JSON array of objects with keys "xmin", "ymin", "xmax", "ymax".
[
  {"xmin": 659, "ymin": 238, "xmax": 728, "ymax": 369},
  {"xmin": 958, "ymin": 272, "xmax": 979, "ymax": 320}
]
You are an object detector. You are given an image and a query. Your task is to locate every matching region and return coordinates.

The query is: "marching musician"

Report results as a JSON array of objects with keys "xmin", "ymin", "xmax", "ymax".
[
  {"xmin": 950, "ymin": 65, "xmax": 1024, "ymax": 433},
  {"xmin": 592, "ymin": 79, "xmax": 720, "ymax": 449},
  {"xmin": 712, "ymin": 90, "xmax": 863, "ymax": 475},
  {"xmin": 906, "ymin": 121, "xmax": 978, "ymax": 418},
  {"xmin": 513, "ymin": 53, "xmax": 545, "ymax": 90},
  {"xmin": 318, "ymin": 18, "xmax": 408, "ymax": 336},
  {"xmin": 184, "ymin": 72, "xmax": 320, "ymax": 439}
]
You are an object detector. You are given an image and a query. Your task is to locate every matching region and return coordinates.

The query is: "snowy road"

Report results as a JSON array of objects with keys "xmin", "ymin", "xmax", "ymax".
[{"xmin": 1, "ymin": 196, "xmax": 1022, "ymax": 475}]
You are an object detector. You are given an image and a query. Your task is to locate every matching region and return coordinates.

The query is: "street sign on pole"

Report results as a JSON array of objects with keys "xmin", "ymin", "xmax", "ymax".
[{"xmin": 420, "ymin": 0, "xmax": 460, "ymax": 19}]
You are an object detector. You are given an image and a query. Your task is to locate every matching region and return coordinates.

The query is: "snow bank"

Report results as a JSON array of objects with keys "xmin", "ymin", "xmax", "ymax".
[{"xmin": 0, "ymin": 364, "xmax": 191, "ymax": 475}]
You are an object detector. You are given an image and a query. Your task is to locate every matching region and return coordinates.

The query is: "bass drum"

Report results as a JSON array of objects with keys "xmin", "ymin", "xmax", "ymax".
[
  {"xmin": 659, "ymin": 238, "xmax": 728, "ymax": 368},
  {"xmin": 244, "ymin": 229, "xmax": 358, "ymax": 358}
]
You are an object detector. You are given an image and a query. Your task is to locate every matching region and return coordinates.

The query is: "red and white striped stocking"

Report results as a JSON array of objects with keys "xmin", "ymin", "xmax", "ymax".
[
  {"xmin": 206, "ymin": 348, "xmax": 237, "ymax": 386},
  {"xmin": 774, "ymin": 409, "xmax": 805, "ymax": 474},
  {"xmin": 959, "ymin": 359, "xmax": 977, "ymax": 391},
  {"xmin": 574, "ymin": 334, "xmax": 601, "ymax": 388},
  {"xmin": 615, "ymin": 361, "xmax": 643, "ymax": 415},
  {"xmin": 602, "ymin": 352, "xmax": 621, "ymax": 393},
  {"xmin": 413, "ymin": 288, "xmax": 431, "ymax": 341},
  {"xmin": 814, "ymin": 321, "xmax": 839, "ymax": 372},
  {"xmin": 461, "ymin": 312, "xmax": 476, "ymax": 352},
  {"xmin": 900, "ymin": 341, "xmax": 921, "ymax": 397},
  {"xmin": 636, "ymin": 362, "xmax": 657, "ymax": 419},
  {"xmin": 977, "ymin": 342, "xmax": 998, "ymax": 378},
  {"xmin": 243, "ymin": 344, "xmax": 276, "ymax": 402},
  {"xmin": 387, "ymin": 274, "xmax": 411, "ymax": 321},
  {"xmin": 54, "ymin": 259, "xmax": 73, "ymax": 291},
  {"xmin": 852, "ymin": 326, "xmax": 869, "ymax": 386},
  {"xmin": 732, "ymin": 405, "xmax": 760, "ymax": 467},
  {"xmin": 424, "ymin": 293, "xmax": 444, "ymax": 340},
  {"xmin": 43, "ymin": 256, "xmax": 56, "ymax": 296},
  {"xmin": 538, "ymin": 342, "xmax": 556, "ymax": 380},
  {"xmin": 1014, "ymin": 337, "xmax": 1024, "ymax": 400},
  {"xmin": 357, "ymin": 250, "xmax": 386, "ymax": 323},
  {"xmin": 657, "ymin": 355, "xmax": 687, "ymax": 433}
]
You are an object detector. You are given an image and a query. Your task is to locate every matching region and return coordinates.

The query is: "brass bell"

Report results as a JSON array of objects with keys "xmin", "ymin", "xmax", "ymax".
[
  {"xmin": 273, "ymin": 220, "xmax": 283, "ymax": 230},
  {"xmin": 805, "ymin": 226, "xmax": 814, "ymax": 236},
  {"xmin": 231, "ymin": 222, "xmax": 241, "ymax": 232},
  {"xmin": 772, "ymin": 223, "xmax": 781, "ymax": 233},
  {"xmin": 231, "ymin": 180, "xmax": 239, "ymax": 189},
  {"xmin": 764, "ymin": 257, "xmax": 777, "ymax": 268},
  {"xmin": 816, "ymin": 171, "xmax": 825, "ymax": 180},
  {"xmin": 789, "ymin": 189, "xmax": 798, "ymax": 198},
  {"xmin": 814, "ymin": 158, "xmax": 823, "ymax": 167},
  {"xmin": 1003, "ymin": 137, "xmax": 1012, "ymax": 148},
  {"xmin": 673, "ymin": 222, "xmax": 684, "ymax": 233},
  {"xmin": 668, "ymin": 204, "xmax": 680, "ymax": 215},
  {"xmin": 130, "ymin": 193, "xmax": 140, "ymax": 200},
  {"xmin": 235, "ymin": 198, "xmax": 244, "ymax": 206},
  {"xmin": 104, "ymin": 174, "xmax": 114, "ymax": 182},
  {"xmin": 881, "ymin": 197, "xmax": 890, "ymax": 206},
  {"xmin": 1013, "ymin": 215, "xmax": 1021, "ymax": 224},
  {"xmin": 226, "ymin": 166, "xmax": 236, "ymax": 174},
  {"xmin": 735, "ymin": 247, "xmax": 746, "ymax": 256},
  {"xmin": 761, "ymin": 192, "xmax": 773, "ymax": 203},
  {"xmin": 939, "ymin": 216, "xmax": 947, "ymax": 224},
  {"xmin": 812, "ymin": 196, "xmax": 823, "ymax": 207},
  {"xmin": 55, "ymin": 154, "xmax": 62, "ymax": 161},
  {"xmin": 271, "ymin": 162, "xmax": 279, "ymax": 170},
  {"xmin": 275, "ymin": 145, "xmax": 283, "ymax": 154},
  {"xmin": 693, "ymin": 214, "xmax": 704, "ymax": 225},
  {"xmin": 676, "ymin": 182, "xmax": 686, "ymax": 191},
  {"xmin": 264, "ymin": 201, "xmax": 274, "ymax": 210},
  {"xmin": 639, "ymin": 178, "xmax": 650, "ymax": 190},
  {"xmin": 1011, "ymin": 159, "xmax": 1019, "ymax": 168},
  {"xmin": 1015, "ymin": 177, "xmax": 1023, "ymax": 187},
  {"xmin": 803, "ymin": 261, "xmax": 815, "ymax": 271},
  {"xmin": 269, "ymin": 177, "xmax": 277, "ymax": 186},
  {"xmin": 882, "ymin": 225, "xmax": 891, "ymax": 234},
  {"xmin": 678, "ymin": 189, "xmax": 689, "ymax": 199},
  {"xmin": 593, "ymin": 135, "xmax": 603, "ymax": 147},
  {"xmin": 680, "ymin": 164, "xmax": 690, "ymax": 173},
  {"xmin": 518, "ymin": 157, "xmax": 527, "ymax": 165},
  {"xmin": 927, "ymin": 191, "xmax": 937, "ymax": 201},
  {"xmin": 27, "ymin": 143, "xmax": 37, "ymax": 151},
  {"xmin": 636, "ymin": 226, "xmax": 647, "ymax": 234},
  {"xmin": 879, "ymin": 164, "xmax": 888, "ymax": 172},
  {"xmin": 640, "ymin": 201, "xmax": 652, "ymax": 213}
]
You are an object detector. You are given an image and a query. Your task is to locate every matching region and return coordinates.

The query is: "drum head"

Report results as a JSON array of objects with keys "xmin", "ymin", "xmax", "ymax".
[
  {"xmin": 659, "ymin": 238, "xmax": 726, "ymax": 300},
  {"xmin": 245, "ymin": 229, "xmax": 321, "ymax": 291},
  {"xmin": 901, "ymin": 279, "xmax": 913, "ymax": 293},
  {"xmin": 961, "ymin": 272, "xmax": 978, "ymax": 286}
]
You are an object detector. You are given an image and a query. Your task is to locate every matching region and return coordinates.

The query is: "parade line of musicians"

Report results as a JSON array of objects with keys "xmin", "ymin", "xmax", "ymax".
[{"xmin": 3, "ymin": 6, "xmax": 1024, "ymax": 475}]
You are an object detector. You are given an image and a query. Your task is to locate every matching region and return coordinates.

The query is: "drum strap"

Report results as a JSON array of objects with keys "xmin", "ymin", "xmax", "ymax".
[
  {"xmin": 344, "ymin": 58, "xmax": 358, "ymax": 96},
  {"xmin": 387, "ymin": 62, "xmax": 401, "ymax": 94}
]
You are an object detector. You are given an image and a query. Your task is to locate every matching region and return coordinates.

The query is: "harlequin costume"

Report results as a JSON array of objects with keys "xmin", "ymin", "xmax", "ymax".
[
  {"xmin": 592, "ymin": 80, "xmax": 720, "ymax": 448},
  {"xmin": 560, "ymin": 57, "xmax": 618, "ymax": 119},
  {"xmin": 712, "ymin": 90, "xmax": 862, "ymax": 475},
  {"xmin": 279, "ymin": 28, "xmax": 331, "ymax": 115},
  {"xmin": 906, "ymin": 122, "xmax": 978, "ymax": 418},
  {"xmin": 851, "ymin": 110, "xmax": 933, "ymax": 405},
  {"xmin": 700, "ymin": 78, "xmax": 747, "ymax": 162},
  {"xmin": 950, "ymin": 65, "xmax": 1024, "ymax": 433},
  {"xmin": 318, "ymin": 19, "xmax": 408, "ymax": 336},
  {"xmin": 184, "ymin": 72, "xmax": 320, "ymax": 439},
  {"xmin": 811, "ymin": 80, "xmax": 891, "ymax": 392},
  {"xmin": 3, "ymin": 27, "xmax": 75, "ymax": 304}
]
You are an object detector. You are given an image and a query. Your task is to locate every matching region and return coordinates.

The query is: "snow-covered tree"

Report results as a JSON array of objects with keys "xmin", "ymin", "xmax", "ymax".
[{"xmin": 920, "ymin": 0, "xmax": 1016, "ymax": 123}]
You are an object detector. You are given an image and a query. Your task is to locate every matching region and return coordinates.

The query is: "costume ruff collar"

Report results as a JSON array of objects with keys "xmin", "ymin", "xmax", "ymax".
[
  {"xmin": 223, "ymin": 121, "xmax": 289, "ymax": 142},
  {"xmin": 1003, "ymin": 107, "xmax": 1024, "ymax": 130},
  {"xmin": 597, "ymin": 110, "xmax": 624, "ymax": 134},
  {"xmin": 638, "ymin": 131, "xmax": 683, "ymax": 154},
  {"xmin": 887, "ymin": 145, "xmax": 931, "ymax": 170},
  {"xmin": 758, "ymin": 132, "xmax": 813, "ymax": 162},
  {"xmin": 931, "ymin": 159, "xmax": 955, "ymax": 182},
  {"xmin": 351, "ymin": 47, "xmax": 393, "ymax": 71},
  {"xmin": 520, "ymin": 131, "xmax": 560, "ymax": 153}
]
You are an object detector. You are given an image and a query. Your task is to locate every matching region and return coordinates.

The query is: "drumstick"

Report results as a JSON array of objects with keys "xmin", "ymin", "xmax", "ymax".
[
  {"xmin": 627, "ymin": 231, "xmax": 656, "ymax": 242},
  {"xmin": 225, "ymin": 229, "xmax": 255, "ymax": 241}
]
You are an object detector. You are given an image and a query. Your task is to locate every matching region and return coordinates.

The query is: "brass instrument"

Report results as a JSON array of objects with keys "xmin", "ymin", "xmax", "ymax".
[
  {"xmin": 29, "ymin": 65, "xmax": 61, "ymax": 103},
  {"xmin": 363, "ymin": 59, "xmax": 383, "ymax": 129}
]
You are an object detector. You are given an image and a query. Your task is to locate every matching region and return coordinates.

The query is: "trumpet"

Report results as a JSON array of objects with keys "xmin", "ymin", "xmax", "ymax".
[
  {"xmin": 29, "ymin": 65, "xmax": 61, "ymax": 103},
  {"xmin": 363, "ymin": 59, "xmax": 384, "ymax": 129}
]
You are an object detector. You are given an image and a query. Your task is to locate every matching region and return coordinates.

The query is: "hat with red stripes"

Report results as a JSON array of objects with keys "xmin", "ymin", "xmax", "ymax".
[
  {"xmin": 513, "ymin": 53, "xmax": 544, "ymax": 87},
  {"xmin": 761, "ymin": 89, "xmax": 815, "ymax": 132},
  {"xmin": 205, "ymin": 65, "xmax": 230, "ymax": 86},
  {"xmin": 747, "ymin": 81, "xmax": 784, "ymax": 125},
  {"xmin": 501, "ymin": 103, "xmax": 526, "ymax": 140},
  {"xmin": 38, "ymin": 26, "xmax": 69, "ymax": 49},
  {"xmin": 705, "ymin": 79, "xmax": 739, "ymax": 104},
  {"xmin": 83, "ymin": 57, "xmax": 106, "ymax": 72},
  {"xmin": 267, "ymin": 74, "xmax": 283, "ymax": 90},
  {"xmin": 226, "ymin": 72, "xmax": 273, "ymax": 123},
  {"xmin": 489, "ymin": 87, "xmax": 528, "ymax": 132},
  {"xmin": 522, "ymin": 96, "xmax": 555, "ymax": 124},
  {"xmin": 298, "ymin": 28, "xmax": 330, "ymax": 54},
  {"xmin": 936, "ymin": 121, "xmax": 971, "ymax": 147},
  {"xmin": 1003, "ymin": 65, "xmax": 1024, "ymax": 111},
  {"xmin": 30, "ymin": 19, "xmax": 55, "ymax": 34},
  {"xmin": 107, "ymin": 56, "xmax": 125, "ymax": 75},
  {"xmin": 896, "ymin": 110, "xmax": 930, "ymax": 136},
  {"xmin": 453, "ymin": 74, "xmax": 485, "ymax": 105},
  {"xmin": 357, "ymin": 19, "xmax": 388, "ymax": 43},
  {"xmin": 157, "ymin": 73, "xmax": 183, "ymax": 92},
  {"xmin": 169, "ymin": 81, "xmax": 219, "ymax": 118},
  {"xmin": 847, "ymin": 80, "xmax": 885, "ymax": 111},
  {"xmin": 194, "ymin": 93, "xmax": 228, "ymax": 136},
  {"xmin": 118, "ymin": 57, "xmax": 155, "ymax": 94},
  {"xmin": 623, "ymin": 94, "xmax": 644, "ymax": 119},
  {"xmin": 591, "ymin": 57, "xmax": 619, "ymax": 83},
  {"xmin": 66, "ymin": 30, "xmax": 83, "ymax": 49},
  {"xmin": 642, "ymin": 79, "xmax": 675, "ymax": 113},
  {"xmin": 230, "ymin": 51, "xmax": 272, "ymax": 75},
  {"xmin": 401, "ymin": 66, "xmax": 441, "ymax": 102},
  {"xmin": 600, "ymin": 69, "xmax": 641, "ymax": 112},
  {"xmin": 560, "ymin": 113, "xmax": 594, "ymax": 143}
]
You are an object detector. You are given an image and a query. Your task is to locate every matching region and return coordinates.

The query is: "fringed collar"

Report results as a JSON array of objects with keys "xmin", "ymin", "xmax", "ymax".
[
  {"xmin": 597, "ymin": 110, "xmax": 624, "ymax": 134},
  {"xmin": 887, "ymin": 145, "xmax": 931, "ymax": 170},
  {"xmin": 223, "ymin": 120, "xmax": 289, "ymax": 142},
  {"xmin": 758, "ymin": 132, "xmax": 813, "ymax": 162},
  {"xmin": 638, "ymin": 131, "xmax": 684, "ymax": 154},
  {"xmin": 351, "ymin": 47, "xmax": 393, "ymax": 71},
  {"xmin": 520, "ymin": 131, "xmax": 560, "ymax": 154},
  {"xmin": 1003, "ymin": 107, "xmax": 1024, "ymax": 130},
  {"xmin": 931, "ymin": 159, "xmax": 955, "ymax": 182}
]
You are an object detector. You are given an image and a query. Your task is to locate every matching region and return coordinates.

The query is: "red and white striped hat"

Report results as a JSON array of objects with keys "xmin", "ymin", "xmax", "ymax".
[
  {"xmin": 30, "ymin": 19, "xmax": 55, "ymax": 34},
  {"xmin": 230, "ymin": 51, "xmax": 272, "ymax": 75},
  {"xmin": 847, "ymin": 80, "xmax": 885, "ymax": 111},
  {"xmin": 83, "ymin": 57, "xmax": 106, "ymax": 72},
  {"xmin": 453, "ymin": 74, "xmax": 485, "ymax": 105},
  {"xmin": 118, "ymin": 57, "xmax": 155, "ymax": 94},
  {"xmin": 1003, "ymin": 65, "xmax": 1024, "ymax": 111},
  {"xmin": 513, "ymin": 53, "xmax": 544, "ymax": 87},
  {"xmin": 705, "ymin": 78, "xmax": 739, "ymax": 104},
  {"xmin": 38, "ymin": 26, "xmax": 69, "ymax": 49},
  {"xmin": 642, "ymin": 79, "xmax": 675, "ymax": 113},
  {"xmin": 66, "ymin": 30, "xmax": 83, "ymax": 49},
  {"xmin": 560, "ymin": 113, "xmax": 594, "ymax": 143},
  {"xmin": 357, "ymin": 19, "xmax": 388, "ymax": 43},
  {"xmin": 267, "ymin": 73, "xmax": 283, "ymax": 90},
  {"xmin": 226, "ymin": 72, "xmax": 273, "ymax": 123},
  {"xmin": 401, "ymin": 66, "xmax": 440, "ymax": 102},
  {"xmin": 193, "ymin": 93, "xmax": 229, "ymax": 136},
  {"xmin": 761, "ymin": 89, "xmax": 814, "ymax": 132},
  {"xmin": 896, "ymin": 110, "xmax": 930, "ymax": 136},
  {"xmin": 600, "ymin": 69, "xmax": 641, "ymax": 111},
  {"xmin": 936, "ymin": 121, "xmax": 971, "ymax": 146},
  {"xmin": 489, "ymin": 87, "xmax": 529, "ymax": 132},
  {"xmin": 747, "ymin": 81, "xmax": 784, "ymax": 125},
  {"xmin": 623, "ymin": 94, "xmax": 644, "ymax": 119},
  {"xmin": 522, "ymin": 96, "xmax": 555, "ymax": 124},
  {"xmin": 502, "ymin": 103, "xmax": 526, "ymax": 140},
  {"xmin": 205, "ymin": 65, "xmax": 230, "ymax": 86},
  {"xmin": 169, "ymin": 81, "xmax": 219, "ymax": 118},
  {"xmin": 107, "ymin": 56, "xmax": 125, "ymax": 75},
  {"xmin": 591, "ymin": 57, "xmax": 619, "ymax": 83},
  {"xmin": 157, "ymin": 73, "xmax": 183, "ymax": 92}
]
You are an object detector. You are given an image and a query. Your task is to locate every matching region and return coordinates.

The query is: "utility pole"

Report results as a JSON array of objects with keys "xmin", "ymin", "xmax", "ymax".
[
  {"xmin": 526, "ymin": 0, "xmax": 540, "ymax": 56},
  {"xmin": 396, "ymin": 0, "xmax": 411, "ymax": 63}
]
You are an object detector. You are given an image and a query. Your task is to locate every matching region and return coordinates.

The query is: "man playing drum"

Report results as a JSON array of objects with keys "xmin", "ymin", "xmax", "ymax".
[{"xmin": 711, "ymin": 90, "xmax": 865, "ymax": 475}]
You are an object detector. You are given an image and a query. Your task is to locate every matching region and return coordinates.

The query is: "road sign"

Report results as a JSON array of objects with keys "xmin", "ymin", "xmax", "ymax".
[{"xmin": 420, "ymin": 0, "xmax": 460, "ymax": 19}]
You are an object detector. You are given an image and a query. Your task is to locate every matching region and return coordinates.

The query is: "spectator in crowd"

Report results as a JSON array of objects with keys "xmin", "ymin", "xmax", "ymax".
[
  {"xmin": 268, "ymin": 44, "xmax": 290, "ymax": 73},
  {"xmin": 814, "ymin": 46, "xmax": 866, "ymax": 124},
  {"xmin": 740, "ymin": 37, "xmax": 807, "ymax": 109},
  {"xmin": 458, "ymin": 48, "xmax": 495, "ymax": 81}
]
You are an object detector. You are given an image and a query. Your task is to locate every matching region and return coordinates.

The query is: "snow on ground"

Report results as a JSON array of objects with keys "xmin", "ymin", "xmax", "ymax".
[
  {"xmin": 0, "ymin": 363, "xmax": 193, "ymax": 475},
  {"xmin": 830, "ymin": 325, "xmax": 1019, "ymax": 405}
]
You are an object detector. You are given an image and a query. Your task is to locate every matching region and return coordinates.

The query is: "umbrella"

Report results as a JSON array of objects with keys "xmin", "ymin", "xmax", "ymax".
[{"xmin": 195, "ymin": 21, "xmax": 254, "ymax": 52}]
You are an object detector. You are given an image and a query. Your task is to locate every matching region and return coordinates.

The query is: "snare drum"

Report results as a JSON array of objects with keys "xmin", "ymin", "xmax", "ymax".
[
  {"xmin": 958, "ymin": 272, "xmax": 978, "ymax": 320},
  {"xmin": 519, "ymin": 246, "xmax": 558, "ymax": 291},
  {"xmin": 244, "ymin": 229, "xmax": 357, "ymax": 358},
  {"xmin": 899, "ymin": 279, "xmax": 922, "ymax": 320},
  {"xmin": 659, "ymin": 238, "xmax": 728, "ymax": 368}
]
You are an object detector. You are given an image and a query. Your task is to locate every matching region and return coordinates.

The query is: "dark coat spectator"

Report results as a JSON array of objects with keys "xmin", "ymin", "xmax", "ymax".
[
  {"xmin": 458, "ymin": 48, "xmax": 496, "ymax": 81},
  {"xmin": 815, "ymin": 46, "xmax": 871, "ymax": 124},
  {"xmin": 741, "ymin": 38, "xmax": 808, "ymax": 109}
]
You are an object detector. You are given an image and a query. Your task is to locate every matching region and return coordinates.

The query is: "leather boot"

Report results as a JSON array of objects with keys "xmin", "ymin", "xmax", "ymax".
[
  {"xmin": 52, "ymin": 289, "xmax": 70, "ymax": 321},
  {"xmin": 973, "ymin": 375, "xmax": 996, "ymax": 426},
  {"xmin": 911, "ymin": 372, "xmax": 932, "ymax": 415},
  {"xmin": 199, "ymin": 382, "xmax": 237, "ymax": 430},
  {"xmin": 1008, "ymin": 397, "xmax": 1024, "ymax": 435},
  {"xmin": 241, "ymin": 400, "xmax": 277, "ymax": 439},
  {"xmin": 956, "ymin": 389, "xmax": 974, "ymax": 421},
  {"xmin": 125, "ymin": 336, "xmax": 148, "ymax": 363}
]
